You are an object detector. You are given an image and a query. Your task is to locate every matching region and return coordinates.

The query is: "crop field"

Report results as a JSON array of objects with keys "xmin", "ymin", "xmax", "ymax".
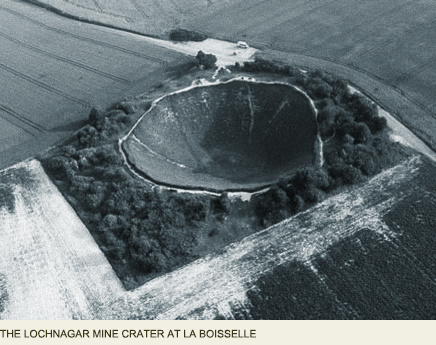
[
  {"xmin": 28, "ymin": 0, "xmax": 436, "ymax": 154},
  {"xmin": 186, "ymin": 0, "xmax": 436, "ymax": 148},
  {"xmin": 0, "ymin": 0, "xmax": 186, "ymax": 169},
  {"xmin": 0, "ymin": 160, "xmax": 124, "ymax": 319},
  {"xmin": 103, "ymin": 155, "xmax": 436, "ymax": 319},
  {"xmin": 246, "ymin": 158, "xmax": 436, "ymax": 319},
  {"xmin": 1, "ymin": 155, "xmax": 435, "ymax": 319},
  {"xmin": 21, "ymin": 0, "xmax": 240, "ymax": 37}
]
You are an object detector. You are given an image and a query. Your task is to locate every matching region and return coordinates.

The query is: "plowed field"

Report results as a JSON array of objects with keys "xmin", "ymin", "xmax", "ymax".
[
  {"xmin": 0, "ymin": 0, "xmax": 185, "ymax": 169},
  {"xmin": 30, "ymin": 0, "xmax": 436, "ymax": 152},
  {"xmin": 2, "ymin": 156, "xmax": 435, "ymax": 319}
]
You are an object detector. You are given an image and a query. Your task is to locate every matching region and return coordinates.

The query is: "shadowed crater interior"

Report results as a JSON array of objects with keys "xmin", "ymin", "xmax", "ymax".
[{"xmin": 122, "ymin": 80, "xmax": 318, "ymax": 191}]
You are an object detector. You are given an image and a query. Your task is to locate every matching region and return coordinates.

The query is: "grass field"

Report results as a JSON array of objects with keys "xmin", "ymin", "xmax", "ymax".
[
  {"xmin": 0, "ymin": 0, "xmax": 187, "ymax": 170},
  {"xmin": 25, "ymin": 0, "xmax": 436, "ymax": 154},
  {"xmin": 186, "ymin": 0, "xmax": 436, "ymax": 149}
]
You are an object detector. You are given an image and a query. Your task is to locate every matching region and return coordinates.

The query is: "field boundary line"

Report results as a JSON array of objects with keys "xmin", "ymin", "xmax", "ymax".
[
  {"xmin": 390, "ymin": 57, "xmax": 436, "ymax": 85},
  {"xmin": 1, "ymin": 3, "xmax": 168, "ymax": 66},
  {"xmin": 0, "ymin": 62, "xmax": 89, "ymax": 106},
  {"xmin": 0, "ymin": 31, "xmax": 130, "ymax": 85}
]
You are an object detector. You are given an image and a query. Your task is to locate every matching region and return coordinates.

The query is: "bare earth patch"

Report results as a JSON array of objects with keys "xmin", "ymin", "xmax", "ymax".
[{"xmin": 0, "ymin": 160, "xmax": 124, "ymax": 319}]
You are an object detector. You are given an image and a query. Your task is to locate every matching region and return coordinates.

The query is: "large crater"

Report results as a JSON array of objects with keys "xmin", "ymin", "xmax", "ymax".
[{"xmin": 122, "ymin": 79, "xmax": 319, "ymax": 192}]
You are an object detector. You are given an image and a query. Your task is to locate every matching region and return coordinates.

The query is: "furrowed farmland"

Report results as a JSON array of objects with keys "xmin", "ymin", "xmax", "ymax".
[
  {"xmin": 0, "ymin": 160, "xmax": 124, "ymax": 319},
  {"xmin": 2, "ymin": 156, "xmax": 435, "ymax": 319},
  {"xmin": 2, "ymin": 0, "xmax": 436, "ymax": 321},
  {"xmin": 0, "ymin": 0, "xmax": 185, "ymax": 169},
  {"xmin": 186, "ymin": 0, "xmax": 436, "ymax": 149},
  {"xmin": 26, "ymin": 0, "xmax": 436, "ymax": 152}
]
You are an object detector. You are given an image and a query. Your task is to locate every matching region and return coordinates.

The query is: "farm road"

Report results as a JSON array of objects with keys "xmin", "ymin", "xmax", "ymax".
[{"xmin": 0, "ymin": 0, "xmax": 186, "ymax": 170}]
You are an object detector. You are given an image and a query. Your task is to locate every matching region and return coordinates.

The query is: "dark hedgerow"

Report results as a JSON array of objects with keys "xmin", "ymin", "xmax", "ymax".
[
  {"xmin": 42, "ymin": 102, "xmax": 234, "ymax": 289},
  {"xmin": 169, "ymin": 29, "xmax": 207, "ymax": 42}
]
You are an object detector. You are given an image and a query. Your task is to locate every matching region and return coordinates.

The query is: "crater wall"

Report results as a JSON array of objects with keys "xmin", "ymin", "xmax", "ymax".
[{"xmin": 122, "ymin": 80, "xmax": 319, "ymax": 191}]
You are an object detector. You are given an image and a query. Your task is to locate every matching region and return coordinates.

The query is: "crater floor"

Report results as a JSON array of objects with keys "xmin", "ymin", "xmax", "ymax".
[{"xmin": 122, "ymin": 80, "xmax": 318, "ymax": 192}]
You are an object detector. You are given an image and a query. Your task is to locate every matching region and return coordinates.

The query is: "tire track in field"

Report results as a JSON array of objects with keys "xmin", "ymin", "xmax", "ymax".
[
  {"xmin": 303, "ymin": 0, "xmax": 416, "ymax": 53},
  {"xmin": 0, "ymin": 62, "xmax": 89, "ymax": 106},
  {"xmin": 390, "ymin": 57, "xmax": 436, "ymax": 85},
  {"xmin": 0, "ymin": 104, "xmax": 46, "ymax": 134},
  {"xmin": 126, "ymin": 0, "xmax": 150, "ymax": 18},
  {"xmin": 0, "ymin": 4, "xmax": 168, "ymax": 66},
  {"xmin": 0, "ymin": 105, "xmax": 39, "ymax": 137},
  {"xmin": 0, "ymin": 31, "xmax": 130, "ymax": 85}
]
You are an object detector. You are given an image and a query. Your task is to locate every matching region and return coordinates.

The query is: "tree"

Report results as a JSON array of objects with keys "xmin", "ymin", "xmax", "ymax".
[
  {"xmin": 169, "ymin": 29, "xmax": 207, "ymax": 42},
  {"xmin": 88, "ymin": 106, "xmax": 105, "ymax": 130},
  {"xmin": 368, "ymin": 115, "xmax": 388, "ymax": 133},
  {"xmin": 196, "ymin": 50, "xmax": 217, "ymax": 69}
]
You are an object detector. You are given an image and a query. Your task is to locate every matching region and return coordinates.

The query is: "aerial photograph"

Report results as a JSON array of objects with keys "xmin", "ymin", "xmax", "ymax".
[{"xmin": 0, "ymin": 0, "xmax": 436, "ymax": 320}]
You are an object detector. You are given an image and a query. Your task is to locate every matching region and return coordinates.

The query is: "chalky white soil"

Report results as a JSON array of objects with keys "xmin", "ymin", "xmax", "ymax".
[
  {"xmin": 0, "ymin": 156, "xmax": 422, "ymax": 319},
  {"xmin": 0, "ymin": 160, "xmax": 124, "ymax": 319}
]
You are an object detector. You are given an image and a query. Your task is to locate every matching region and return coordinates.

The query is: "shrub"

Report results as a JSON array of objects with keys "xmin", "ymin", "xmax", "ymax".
[
  {"xmin": 88, "ymin": 106, "xmax": 105, "ymax": 129},
  {"xmin": 291, "ymin": 167, "xmax": 330, "ymax": 192},
  {"xmin": 328, "ymin": 163, "xmax": 363, "ymax": 185},
  {"xmin": 45, "ymin": 156, "xmax": 77, "ymax": 180},
  {"xmin": 305, "ymin": 77, "xmax": 333, "ymax": 99},
  {"xmin": 255, "ymin": 185, "xmax": 291, "ymax": 225},
  {"xmin": 77, "ymin": 125, "xmax": 99, "ymax": 147},
  {"xmin": 169, "ymin": 29, "xmax": 207, "ymax": 42},
  {"xmin": 368, "ymin": 115, "xmax": 388, "ymax": 133},
  {"xmin": 115, "ymin": 102, "xmax": 135, "ymax": 115},
  {"xmin": 196, "ymin": 50, "xmax": 217, "ymax": 69}
]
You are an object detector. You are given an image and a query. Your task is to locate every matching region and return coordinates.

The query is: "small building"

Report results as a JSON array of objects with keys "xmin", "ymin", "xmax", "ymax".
[{"xmin": 237, "ymin": 41, "xmax": 249, "ymax": 49}]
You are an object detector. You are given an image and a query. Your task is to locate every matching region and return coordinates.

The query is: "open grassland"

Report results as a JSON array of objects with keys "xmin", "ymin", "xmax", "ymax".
[
  {"xmin": 186, "ymin": 0, "xmax": 436, "ymax": 150},
  {"xmin": 0, "ymin": 0, "xmax": 186, "ymax": 169},
  {"xmin": 0, "ymin": 160, "xmax": 124, "ymax": 319},
  {"xmin": 26, "ymin": 0, "xmax": 436, "ymax": 156},
  {"xmin": 20, "ymin": 0, "xmax": 239, "ymax": 37}
]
